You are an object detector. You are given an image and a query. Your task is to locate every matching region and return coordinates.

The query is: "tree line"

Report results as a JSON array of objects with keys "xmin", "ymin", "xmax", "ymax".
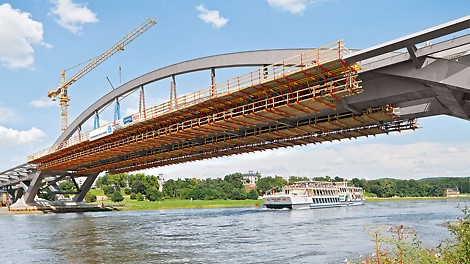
[
  {"xmin": 252, "ymin": 175, "xmax": 470, "ymax": 198},
  {"xmin": 96, "ymin": 172, "xmax": 259, "ymax": 202},
  {"xmin": 350, "ymin": 177, "xmax": 470, "ymax": 198},
  {"xmin": 96, "ymin": 173, "xmax": 162, "ymax": 202},
  {"xmin": 43, "ymin": 173, "xmax": 469, "ymax": 203},
  {"xmin": 96, "ymin": 173, "xmax": 470, "ymax": 202}
]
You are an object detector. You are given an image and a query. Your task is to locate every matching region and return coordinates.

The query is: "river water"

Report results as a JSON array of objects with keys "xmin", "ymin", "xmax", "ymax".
[{"xmin": 0, "ymin": 199, "xmax": 468, "ymax": 264}]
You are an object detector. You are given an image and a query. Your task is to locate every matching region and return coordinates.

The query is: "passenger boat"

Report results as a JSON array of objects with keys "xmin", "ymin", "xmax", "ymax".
[{"xmin": 263, "ymin": 181, "xmax": 365, "ymax": 209}]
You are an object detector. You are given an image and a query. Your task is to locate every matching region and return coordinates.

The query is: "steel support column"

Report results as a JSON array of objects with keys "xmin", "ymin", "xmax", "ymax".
[
  {"xmin": 23, "ymin": 171, "xmax": 47, "ymax": 204},
  {"xmin": 72, "ymin": 173, "xmax": 99, "ymax": 202}
]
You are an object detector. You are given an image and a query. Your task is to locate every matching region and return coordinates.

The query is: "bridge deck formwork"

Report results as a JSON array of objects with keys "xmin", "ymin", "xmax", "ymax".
[{"xmin": 29, "ymin": 41, "xmax": 416, "ymax": 174}]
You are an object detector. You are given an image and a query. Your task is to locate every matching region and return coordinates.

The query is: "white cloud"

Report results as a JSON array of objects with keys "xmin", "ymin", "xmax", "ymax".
[
  {"xmin": 50, "ymin": 0, "xmax": 99, "ymax": 34},
  {"xmin": 0, "ymin": 3, "xmax": 46, "ymax": 69},
  {"xmin": 30, "ymin": 97, "xmax": 58, "ymax": 108},
  {"xmin": 122, "ymin": 107, "xmax": 137, "ymax": 117},
  {"xmin": 196, "ymin": 5, "xmax": 228, "ymax": 29},
  {"xmin": 144, "ymin": 139, "xmax": 470, "ymax": 180},
  {"xmin": 266, "ymin": 0, "xmax": 330, "ymax": 14},
  {"xmin": 83, "ymin": 116, "xmax": 111, "ymax": 130},
  {"xmin": 0, "ymin": 107, "xmax": 16, "ymax": 122},
  {"xmin": 0, "ymin": 126, "xmax": 45, "ymax": 146},
  {"xmin": 267, "ymin": 0, "xmax": 308, "ymax": 14}
]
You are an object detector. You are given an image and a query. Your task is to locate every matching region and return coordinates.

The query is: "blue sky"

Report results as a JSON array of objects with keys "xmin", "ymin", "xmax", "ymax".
[{"xmin": 0, "ymin": 0, "xmax": 469, "ymax": 180}]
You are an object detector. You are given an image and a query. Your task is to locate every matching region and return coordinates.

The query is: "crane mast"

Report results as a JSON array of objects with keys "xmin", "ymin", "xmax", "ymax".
[{"xmin": 48, "ymin": 18, "xmax": 156, "ymax": 131}]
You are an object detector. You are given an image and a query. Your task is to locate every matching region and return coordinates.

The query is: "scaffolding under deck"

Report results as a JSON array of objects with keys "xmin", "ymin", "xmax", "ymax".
[{"xmin": 28, "ymin": 42, "xmax": 417, "ymax": 174}]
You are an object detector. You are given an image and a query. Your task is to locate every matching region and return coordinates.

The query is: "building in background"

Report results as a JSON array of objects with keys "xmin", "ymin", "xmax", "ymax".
[
  {"xmin": 157, "ymin": 173, "xmax": 164, "ymax": 193},
  {"xmin": 444, "ymin": 187, "xmax": 460, "ymax": 197},
  {"xmin": 242, "ymin": 171, "xmax": 260, "ymax": 192}
]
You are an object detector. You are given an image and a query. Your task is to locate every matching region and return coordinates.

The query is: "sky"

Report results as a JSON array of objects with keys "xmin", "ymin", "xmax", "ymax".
[{"xmin": 0, "ymin": 0, "xmax": 469, "ymax": 180}]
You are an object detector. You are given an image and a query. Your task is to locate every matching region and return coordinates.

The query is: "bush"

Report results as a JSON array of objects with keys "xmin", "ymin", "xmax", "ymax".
[
  {"xmin": 124, "ymin": 188, "xmax": 132, "ymax": 195},
  {"xmin": 110, "ymin": 191, "xmax": 124, "ymax": 202},
  {"xmin": 229, "ymin": 188, "xmax": 246, "ymax": 200},
  {"xmin": 443, "ymin": 206, "xmax": 470, "ymax": 263},
  {"xmin": 85, "ymin": 192, "xmax": 97, "ymax": 203},
  {"xmin": 356, "ymin": 205, "xmax": 470, "ymax": 263},
  {"xmin": 146, "ymin": 186, "xmax": 162, "ymax": 202},
  {"xmin": 103, "ymin": 185, "xmax": 115, "ymax": 196},
  {"xmin": 38, "ymin": 190, "xmax": 55, "ymax": 201},
  {"xmin": 248, "ymin": 189, "xmax": 259, "ymax": 200},
  {"xmin": 136, "ymin": 193, "xmax": 144, "ymax": 201},
  {"xmin": 130, "ymin": 193, "xmax": 136, "ymax": 200}
]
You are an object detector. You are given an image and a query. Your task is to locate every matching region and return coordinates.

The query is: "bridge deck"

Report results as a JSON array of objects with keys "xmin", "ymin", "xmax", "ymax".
[{"xmin": 28, "ymin": 41, "xmax": 416, "ymax": 174}]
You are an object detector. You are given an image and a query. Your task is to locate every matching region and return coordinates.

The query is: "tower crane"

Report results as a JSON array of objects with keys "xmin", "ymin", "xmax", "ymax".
[{"xmin": 48, "ymin": 18, "xmax": 156, "ymax": 131}]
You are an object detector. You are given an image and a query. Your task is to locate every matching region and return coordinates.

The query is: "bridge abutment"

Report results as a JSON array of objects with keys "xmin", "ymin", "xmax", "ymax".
[{"xmin": 8, "ymin": 171, "xmax": 104, "ymax": 213}]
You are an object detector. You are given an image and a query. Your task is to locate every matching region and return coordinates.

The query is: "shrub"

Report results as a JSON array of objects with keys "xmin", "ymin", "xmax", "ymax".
[
  {"xmin": 103, "ymin": 185, "xmax": 115, "ymax": 196},
  {"xmin": 355, "ymin": 205, "xmax": 470, "ymax": 263},
  {"xmin": 85, "ymin": 192, "xmax": 97, "ymax": 203},
  {"xmin": 145, "ymin": 186, "xmax": 162, "ymax": 201},
  {"xmin": 110, "ymin": 191, "xmax": 124, "ymax": 202},
  {"xmin": 443, "ymin": 206, "xmax": 470, "ymax": 263},
  {"xmin": 248, "ymin": 189, "xmax": 259, "ymax": 200},
  {"xmin": 136, "ymin": 192, "xmax": 144, "ymax": 201},
  {"xmin": 130, "ymin": 193, "xmax": 136, "ymax": 200},
  {"xmin": 124, "ymin": 188, "xmax": 132, "ymax": 195}
]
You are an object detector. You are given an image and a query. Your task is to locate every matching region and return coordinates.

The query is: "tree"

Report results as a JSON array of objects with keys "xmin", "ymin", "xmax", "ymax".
[
  {"xmin": 103, "ymin": 185, "xmax": 115, "ymax": 196},
  {"xmin": 85, "ymin": 192, "xmax": 97, "ymax": 203},
  {"xmin": 145, "ymin": 187, "xmax": 162, "ymax": 201},
  {"xmin": 288, "ymin": 176, "xmax": 310, "ymax": 185},
  {"xmin": 256, "ymin": 176, "xmax": 287, "ymax": 195},
  {"xmin": 38, "ymin": 190, "xmax": 55, "ymax": 201},
  {"xmin": 229, "ymin": 188, "xmax": 246, "ymax": 200},
  {"xmin": 111, "ymin": 191, "xmax": 124, "ymax": 202},
  {"xmin": 144, "ymin": 175, "xmax": 160, "ymax": 190},
  {"xmin": 224, "ymin": 173, "xmax": 244, "ymax": 189},
  {"xmin": 163, "ymin": 179, "xmax": 178, "ymax": 198},
  {"xmin": 333, "ymin": 176, "xmax": 345, "ymax": 182},
  {"xmin": 131, "ymin": 180, "xmax": 146, "ymax": 195},
  {"xmin": 248, "ymin": 189, "xmax": 259, "ymax": 200},
  {"xmin": 59, "ymin": 181, "xmax": 76, "ymax": 192}
]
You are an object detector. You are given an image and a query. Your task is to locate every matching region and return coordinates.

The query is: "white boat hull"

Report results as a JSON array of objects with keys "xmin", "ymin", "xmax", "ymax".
[{"xmin": 263, "ymin": 195, "xmax": 349, "ymax": 210}]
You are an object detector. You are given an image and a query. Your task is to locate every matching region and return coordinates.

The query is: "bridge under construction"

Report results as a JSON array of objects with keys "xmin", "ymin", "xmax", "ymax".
[{"xmin": 0, "ymin": 15, "xmax": 469, "ymax": 211}]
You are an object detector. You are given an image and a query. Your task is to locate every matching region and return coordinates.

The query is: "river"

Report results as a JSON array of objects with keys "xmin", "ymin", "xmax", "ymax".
[{"xmin": 0, "ymin": 199, "xmax": 468, "ymax": 264}]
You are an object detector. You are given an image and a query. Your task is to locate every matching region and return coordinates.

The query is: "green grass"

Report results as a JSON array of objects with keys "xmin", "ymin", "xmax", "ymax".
[
  {"xmin": 96, "ymin": 198, "xmax": 263, "ymax": 211},
  {"xmin": 88, "ymin": 189, "xmax": 104, "ymax": 196}
]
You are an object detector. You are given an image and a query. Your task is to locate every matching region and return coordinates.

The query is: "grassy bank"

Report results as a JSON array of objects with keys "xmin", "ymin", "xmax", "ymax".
[
  {"xmin": 365, "ymin": 195, "xmax": 470, "ymax": 202},
  {"xmin": 97, "ymin": 198, "xmax": 263, "ymax": 211}
]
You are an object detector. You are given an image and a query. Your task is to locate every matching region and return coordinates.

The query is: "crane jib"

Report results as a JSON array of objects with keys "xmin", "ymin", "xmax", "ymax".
[{"xmin": 47, "ymin": 18, "xmax": 157, "ymax": 132}]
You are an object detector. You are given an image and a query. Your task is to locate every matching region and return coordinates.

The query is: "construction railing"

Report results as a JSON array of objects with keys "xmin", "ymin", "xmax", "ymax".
[{"xmin": 28, "ymin": 41, "xmax": 358, "ymax": 162}]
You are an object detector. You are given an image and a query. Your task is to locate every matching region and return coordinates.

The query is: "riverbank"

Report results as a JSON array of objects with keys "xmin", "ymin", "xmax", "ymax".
[
  {"xmin": 95, "ymin": 195, "xmax": 470, "ymax": 211},
  {"xmin": 99, "ymin": 198, "xmax": 263, "ymax": 211},
  {"xmin": 365, "ymin": 195, "xmax": 470, "ymax": 202}
]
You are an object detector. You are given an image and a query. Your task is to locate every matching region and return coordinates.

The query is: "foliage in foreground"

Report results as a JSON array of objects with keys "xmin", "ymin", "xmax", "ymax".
[{"xmin": 353, "ymin": 205, "xmax": 470, "ymax": 264}]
